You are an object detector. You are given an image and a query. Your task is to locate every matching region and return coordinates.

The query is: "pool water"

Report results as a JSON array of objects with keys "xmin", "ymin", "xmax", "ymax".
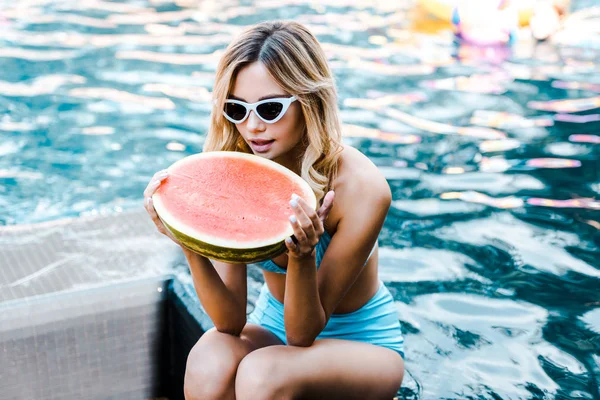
[{"xmin": 1, "ymin": 0, "xmax": 599, "ymax": 399}]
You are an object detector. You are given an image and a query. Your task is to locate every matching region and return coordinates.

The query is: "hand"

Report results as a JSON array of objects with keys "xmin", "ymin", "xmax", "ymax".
[
  {"xmin": 285, "ymin": 190, "xmax": 335, "ymax": 259},
  {"xmin": 143, "ymin": 169, "xmax": 181, "ymax": 246}
]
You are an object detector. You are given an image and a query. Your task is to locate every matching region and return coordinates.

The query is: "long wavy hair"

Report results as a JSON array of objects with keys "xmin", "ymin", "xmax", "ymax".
[{"xmin": 204, "ymin": 20, "xmax": 343, "ymax": 204}]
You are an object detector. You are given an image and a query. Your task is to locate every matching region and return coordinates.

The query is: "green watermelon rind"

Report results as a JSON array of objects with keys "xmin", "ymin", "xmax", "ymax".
[
  {"xmin": 161, "ymin": 217, "xmax": 287, "ymax": 263},
  {"xmin": 152, "ymin": 151, "xmax": 316, "ymax": 264}
]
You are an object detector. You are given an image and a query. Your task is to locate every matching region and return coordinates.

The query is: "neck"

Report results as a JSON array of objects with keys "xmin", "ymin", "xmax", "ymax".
[
  {"xmin": 275, "ymin": 139, "xmax": 308, "ymax": 176},
  {"xmin": 274, "ymin": 152, "xmax": 302, "ymax": 176}
]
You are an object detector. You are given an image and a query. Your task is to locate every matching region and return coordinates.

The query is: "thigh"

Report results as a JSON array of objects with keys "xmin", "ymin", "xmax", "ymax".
[
  {"xmin": 239, "ymin": 323, "xmax": 285, "ymax": 349},
  {"xmin": 186, "ymin": 324, "xmax": 284, "ymax": 382},
  {"xmin": 190, "ymin": 323, "xmax": 284, "ymax": 360},
  {"xmin": 185, "ymin": 324, "xmax": 284, "ymax": 397},
  {"xmin": 236, "ymin": 338, "xmax": 404, "ymax": 400}
]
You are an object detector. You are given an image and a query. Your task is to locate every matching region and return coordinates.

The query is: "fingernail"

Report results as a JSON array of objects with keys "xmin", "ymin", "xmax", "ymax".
[
  {"xmin": 146, "ymin": 197, "xmax": 152, "ymax": 206},
  {"xmin": 285, "ymin": 237, "xmax": 292, "ymax": 244},
  {"xmin": 290, "ymin": 199, "xmax": 298, "ymax": 208},
  {"xmin": 159, "ymin": 170, "xmax": 169, "ymax": 178},
  {"xmin": 289, "ymin": 215, "xmax": 297, "ymax": 223}
]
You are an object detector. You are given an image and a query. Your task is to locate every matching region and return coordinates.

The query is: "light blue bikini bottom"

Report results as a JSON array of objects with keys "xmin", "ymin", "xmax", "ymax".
[{"xmin": 247, "ymin": 280, "xmax": 405, "ymax": 359}]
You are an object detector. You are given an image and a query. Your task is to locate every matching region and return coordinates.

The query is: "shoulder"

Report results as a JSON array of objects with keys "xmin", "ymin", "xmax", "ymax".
[
  {"xmin": 325, "ymin": 145, "xmax": 391, "ymax": 231},
  {"xmin": 334, "ymin": 145, "xmax": 391, "ymax": 199}
]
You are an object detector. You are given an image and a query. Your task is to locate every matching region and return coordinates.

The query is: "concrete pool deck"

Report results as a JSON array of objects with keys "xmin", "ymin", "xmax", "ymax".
[
  {"xmin": 0, "ymin": 210, "xmax": 217, "ymax": 399},
  {"xmin": 0, "ymin": 209, "xmax": 182, "ymax": 304}
]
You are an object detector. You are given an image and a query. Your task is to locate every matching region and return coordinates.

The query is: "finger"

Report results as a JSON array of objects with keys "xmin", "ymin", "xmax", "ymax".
[
  {"xmin": 317, "ymin": 190, "xmax": 335, "ymax": 222},
  {"xmin": 292, "ymin": 194, "xmax": 322, "ymax": 234},
  {"xmin": 147, "ymin": 198, "xmax": 166, "ymax": 229},
  {"xmin": 144, "ymin": 191, "xmax": 160, "ymax": 216},
  {"xmin": 149, "ymin": 204, "xmax": 176, "ymax": 240},
  {"xmin": 290, "ymin": 196, "xmax": 316, "ymax": 241},
  {"xmin": 289, "ymin": 214, "xmax": 308, "ymax": 244},
  {"xmin": 153, "ymin": 169, "xmax": 170, "ymax": 181},
  {"xmin": 151, "ymin": 210, "xmax": 165, "ymax": 232},
  {"xmin": 144, "ymin": 193, "xmax": 177, "ymax": 243},
  {"xmin": 146, "ymin": 197, "xmax": 160, "ymax": 221},
  {"xmin": 143, "ymin": 170, "xmax": 169, "ymax": 198},
  {"xmin": 143, "ymin": 180, "xmax": 161, "ymax": 200},
  {"xmin": 285, "ymin": 237, "xmax": 297, "ymax": 253}
]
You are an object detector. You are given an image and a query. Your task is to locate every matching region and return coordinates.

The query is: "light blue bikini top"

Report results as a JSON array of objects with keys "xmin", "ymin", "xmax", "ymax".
[{"xmin": 255, "ymin": 230, "xmax": 375, "ymax": 274}]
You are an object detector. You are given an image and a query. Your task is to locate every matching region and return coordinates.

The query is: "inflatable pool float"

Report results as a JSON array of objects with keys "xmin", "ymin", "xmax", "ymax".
[
  {"xmin": 418, "ymin": 0, "xmax": 551, "ymax": 27},
  {"xmin": 455, "ymin": 3, "xmax": 517, "ymax": 45},
  {"xmin": 416, "ymin": 0, "xmax": 570, "ymax": 44}
]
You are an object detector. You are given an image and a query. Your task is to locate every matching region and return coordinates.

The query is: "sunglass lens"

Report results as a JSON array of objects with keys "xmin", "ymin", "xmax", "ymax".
[
  {"xmin": 257, "ymin": 102, "xmax": 284, "ymax": 121},
  {"xmin": 224, "ymin": 103, "xmax": 247, "ymax": 121}
]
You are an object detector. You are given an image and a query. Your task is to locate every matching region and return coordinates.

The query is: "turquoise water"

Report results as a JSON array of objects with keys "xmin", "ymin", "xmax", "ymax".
[{"xmin": 1, "ymin": 0, "xmax": 599, "ymax": 398}]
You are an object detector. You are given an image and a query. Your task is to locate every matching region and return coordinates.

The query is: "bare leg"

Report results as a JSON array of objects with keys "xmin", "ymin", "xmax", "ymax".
[
  {"xmin": 184, "ymin": 324, "xmax": 284, "ymax": 400},
  {"xmin": 235, "ymin": 339, "xmax": 404, "ymax": 400}
]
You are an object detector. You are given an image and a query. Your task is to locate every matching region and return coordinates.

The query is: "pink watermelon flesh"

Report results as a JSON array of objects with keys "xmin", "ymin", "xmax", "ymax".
[{"xmin": 156, "ymin": 156, "xmax": 307, "ymax": 244}]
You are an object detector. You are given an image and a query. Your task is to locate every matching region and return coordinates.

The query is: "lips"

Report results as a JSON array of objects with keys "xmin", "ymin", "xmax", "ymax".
[
  {"xmin": 250, "ymin": 139, "xmax": 274, "ymax": 145},
  {"xmin": 249, "ymin": 139, "xmax": 275, "ymax": 153}
]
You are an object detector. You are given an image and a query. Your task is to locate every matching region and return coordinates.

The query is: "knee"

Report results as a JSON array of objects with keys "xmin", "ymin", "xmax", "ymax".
[
  {"xmin": 235, "ymin": 349, "xmax": 292, "ymax": 400},
  {"xmin": 184, "ymin": 329, "xmax": 249, "ymax": 400}
]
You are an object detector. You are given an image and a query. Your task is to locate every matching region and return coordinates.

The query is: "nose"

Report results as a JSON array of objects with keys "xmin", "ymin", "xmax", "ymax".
[{"xmin": 246, "ymin": 110, "xmax": 265, "ymax": 133}]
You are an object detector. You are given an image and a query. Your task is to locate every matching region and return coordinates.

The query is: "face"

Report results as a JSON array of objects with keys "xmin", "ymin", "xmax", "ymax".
[{"xmin": 229, "ymin": 61, "xmax": 306, "ymax": 169}]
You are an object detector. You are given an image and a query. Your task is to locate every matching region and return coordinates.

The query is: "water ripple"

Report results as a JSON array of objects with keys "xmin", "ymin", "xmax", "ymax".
[{"xmin": 1, "ymin": 1, "xmax": 599, "ymax": 398}]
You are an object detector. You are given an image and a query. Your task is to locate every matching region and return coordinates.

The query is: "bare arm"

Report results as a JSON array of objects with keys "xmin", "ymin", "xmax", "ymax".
[
  {"xmin": 144, "ymin": 169, "xmax": 247, "ymax": 336},
  {"xmin": 184, "ymin": 249, "xmax": 247, "ymax": 336},
  {"xmin": 283, "ymin": 164, "xmax": 391, "ymax": 346}
]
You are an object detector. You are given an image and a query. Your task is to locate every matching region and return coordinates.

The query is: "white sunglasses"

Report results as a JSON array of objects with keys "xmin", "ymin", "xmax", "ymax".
[{"xmin": 223, "ymin": 96, "xmax": 297, "ymax": 124}]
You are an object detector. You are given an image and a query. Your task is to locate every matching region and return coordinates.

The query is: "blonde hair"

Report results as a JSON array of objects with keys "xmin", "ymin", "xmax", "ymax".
[{"xmin": 204, "ymin": 20, "xmax": 343, "ymax": 204}]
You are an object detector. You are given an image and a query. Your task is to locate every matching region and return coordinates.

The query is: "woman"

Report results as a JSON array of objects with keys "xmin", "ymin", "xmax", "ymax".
[{"xmin": 144, "ymin": 20, "xmax": 405, "ymax": 400}]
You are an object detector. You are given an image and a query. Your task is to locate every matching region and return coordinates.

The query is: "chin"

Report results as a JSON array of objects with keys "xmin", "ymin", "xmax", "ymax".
[{"xmin": 252, "ymin": 150, "xmax": 276, "ymax": 160}]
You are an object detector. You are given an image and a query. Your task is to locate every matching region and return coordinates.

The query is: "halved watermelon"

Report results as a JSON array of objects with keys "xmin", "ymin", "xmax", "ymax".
[{"xmin": 152, "ymin": 151, "xmax": 317, "ymax": 263}]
